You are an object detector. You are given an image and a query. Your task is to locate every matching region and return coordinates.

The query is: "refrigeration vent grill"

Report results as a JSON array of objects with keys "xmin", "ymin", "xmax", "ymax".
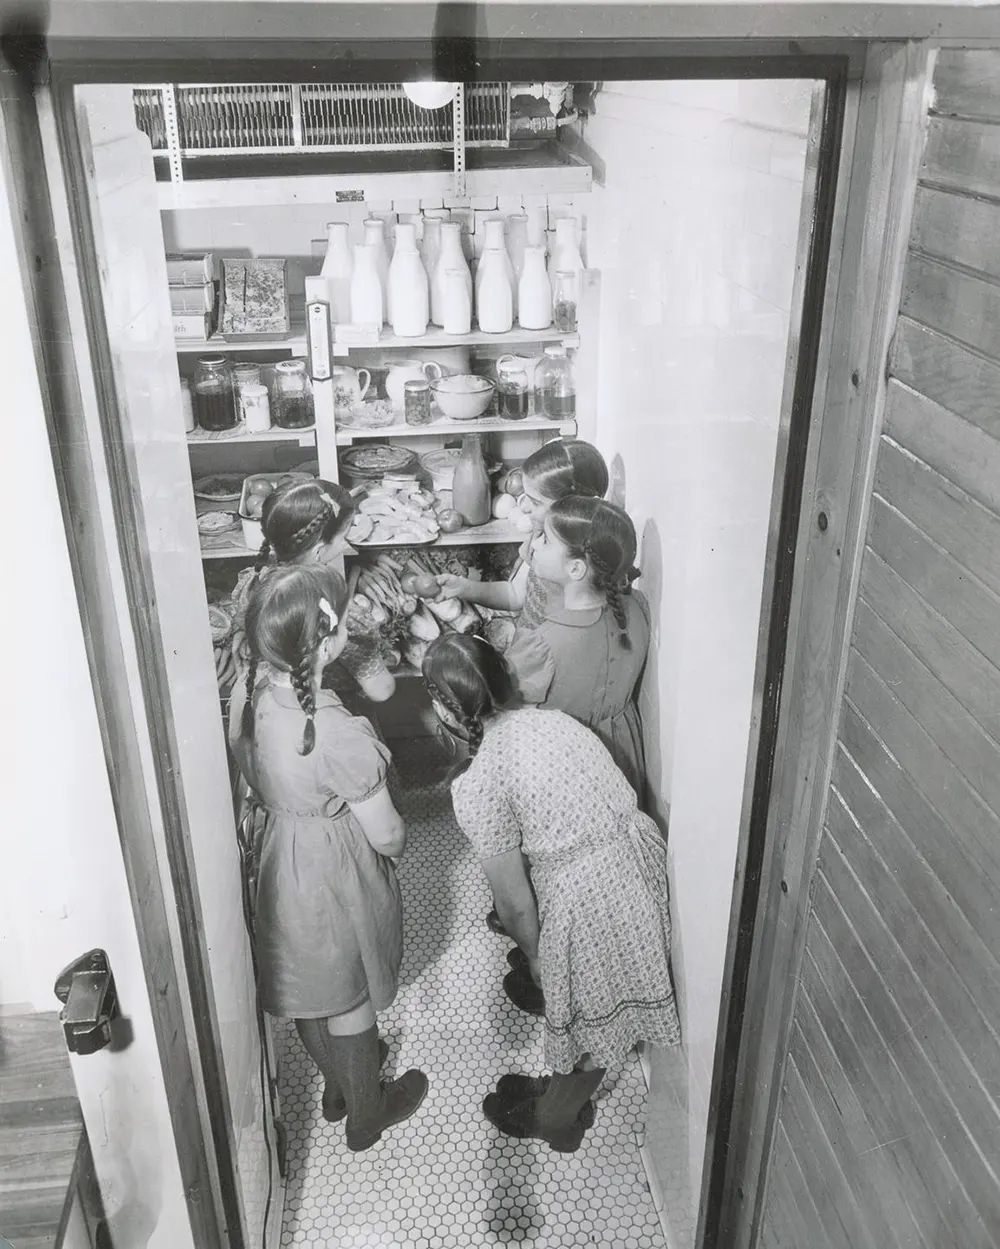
[{"xmin": 133, "ymin": 83, "xmax": 509, "ymax": 155}]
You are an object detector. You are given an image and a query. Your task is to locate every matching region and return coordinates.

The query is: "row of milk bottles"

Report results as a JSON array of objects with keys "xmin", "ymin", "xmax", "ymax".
[{"xmin": 320, "ymin": 214, "xmax": 584, "ymax": 337}]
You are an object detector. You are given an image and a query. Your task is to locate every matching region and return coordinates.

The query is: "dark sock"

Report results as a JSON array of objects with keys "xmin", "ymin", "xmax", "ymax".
[
  {"xmin": 535, "ymin": 1066, "xmax": 606, "ymax": 1133},
  {"xmin": 326, "ymin": 1025, "xmax": 428, "ymax": 1150},
  {"xmin": 295, "ymin": 1017, "xmax": 341, "ymax": 1094}
]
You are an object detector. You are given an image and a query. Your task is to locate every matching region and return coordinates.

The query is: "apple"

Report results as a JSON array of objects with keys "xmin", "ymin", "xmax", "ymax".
[
  {"xmin": 437, "ymin": 508, "xmax": 464, "ymax": 534},
  {"xmin": 400, "ymin": 572, "xmax": 420, "ymax": 595},
  {"xmin": 413, "ymin": 574, "xmax": 439, "ymax": 599},
  {"xmin": 492, "ymin": 493, "xmax": 517, "ymax": 520},
  {"xmin": 505, "ymin": 469, "xmax": 524, "ymax": 497}
]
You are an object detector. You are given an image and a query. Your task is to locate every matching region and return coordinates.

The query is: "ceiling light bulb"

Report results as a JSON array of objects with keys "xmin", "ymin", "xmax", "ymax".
[{"xmin": 403, "ymin": 81, "xmax": 458, "ymax": 110}]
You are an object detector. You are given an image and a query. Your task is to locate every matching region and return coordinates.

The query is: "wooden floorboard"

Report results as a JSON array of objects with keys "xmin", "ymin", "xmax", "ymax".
[
  {"xmin": 867, "ymin": 495, "xmax": 1000, "ymax": 671},
  {"xmin": 813, "ymin": 871, "xmax": 1000, "ymax": 1238},
  {"xmin": 0, "ymin": 1012, "xmax": 82, "ymax": 1249},
  {"xmin": 850, "ymin": 604, "xmax": 1000, "ymax": 815},
  {"xmin": 859, "ymin": 547, "xmax": 1000, "ymax": 746},
  {"xmin": 831, "ymin": 748, "xmax": 1000, "ymax": 1035}
]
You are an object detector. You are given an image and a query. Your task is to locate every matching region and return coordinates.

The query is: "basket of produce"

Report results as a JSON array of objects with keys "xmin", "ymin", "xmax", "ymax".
[{"xmin": 238, "ymin": 471, "xmax": 313, "ymax": 549}]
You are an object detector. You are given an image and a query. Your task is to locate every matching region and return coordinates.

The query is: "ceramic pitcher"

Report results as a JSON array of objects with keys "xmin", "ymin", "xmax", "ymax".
[
  {"xmin": 332, "ymin": 365, "xmax": 372, "ymax": 409},
  {"xmin": 385, "ymin": 358, "xmax": 444, "ymax": 412}
]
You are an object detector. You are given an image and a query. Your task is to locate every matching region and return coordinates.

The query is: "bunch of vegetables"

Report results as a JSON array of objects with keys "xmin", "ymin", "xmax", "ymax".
[{"xmin": 352, "ymin": 550, "xmax": 483, "ymax": 672}]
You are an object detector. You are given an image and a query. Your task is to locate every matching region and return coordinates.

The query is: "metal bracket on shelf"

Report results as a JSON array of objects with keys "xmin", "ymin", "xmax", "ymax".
[
  {"xmin": 452, "ymin": 83, "xmax": 466, "ymax": 198},
  {"xmin": 161, "ymin": 85, "xmax": 184, "ymax": 184}
]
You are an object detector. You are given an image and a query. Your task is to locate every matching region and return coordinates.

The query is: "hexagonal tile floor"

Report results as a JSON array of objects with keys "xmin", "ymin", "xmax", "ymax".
[{"xmin": 276, "ymin": 737, "xmax": 668, "ymax": 1248}]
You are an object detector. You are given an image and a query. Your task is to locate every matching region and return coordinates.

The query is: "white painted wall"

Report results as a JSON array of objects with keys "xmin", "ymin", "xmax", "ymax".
[{"xmin": 578, "ymin": 80, "xmax": 812, "ymax": 1241}]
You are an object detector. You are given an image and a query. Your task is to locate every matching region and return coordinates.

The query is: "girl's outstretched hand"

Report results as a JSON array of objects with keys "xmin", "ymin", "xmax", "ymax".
[{"xmin": 434, "ymin": 573, "xmax": 467, "ymax": 602}]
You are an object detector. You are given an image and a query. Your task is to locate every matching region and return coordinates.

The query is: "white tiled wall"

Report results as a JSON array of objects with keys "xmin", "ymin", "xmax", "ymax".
[{"xmin": 577, "ymin": 79, "xmax": 813, "ymax": 1245}]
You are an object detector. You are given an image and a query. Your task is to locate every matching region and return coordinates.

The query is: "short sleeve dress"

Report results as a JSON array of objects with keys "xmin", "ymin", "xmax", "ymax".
[
  {"xmin": 503, "ymin": 590, "xmax": 650, "ymax": 799},
  {"xmin": 452, "ymin": 708, "xmax": 680, "ymax": 1074},
  {"xmin": 228, "ymin": 677, "xmax": 402, "ymax": 1020}
]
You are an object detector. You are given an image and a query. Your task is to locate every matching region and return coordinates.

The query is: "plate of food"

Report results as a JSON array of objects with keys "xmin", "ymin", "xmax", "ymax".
[
  {"xmin": 194, "ymin": 474, "xmax": 245, "ymax": 502},
  {"xmin": 347, "ymin": 479, "xmax": 441, "ymax": 547}
]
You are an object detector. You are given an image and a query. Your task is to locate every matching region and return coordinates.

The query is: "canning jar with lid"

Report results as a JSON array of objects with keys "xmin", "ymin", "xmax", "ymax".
[
  {"xmin": 192, "ymin": 356, "xmax": 235, "ymax": 431},
  {"xmin": 404, "ymin": 378, "xmax": 432, "ymax": 426},
  {"xmin": 271, "ymin": 359, "xmax": 315, "ymax": 429},
  {"xmin": 536, "ymin": 344, "xmax": 576, "ymax": 421},
  {"xmin": 232, "ymin": 361, "xmax": 263, "ymax": 422}
]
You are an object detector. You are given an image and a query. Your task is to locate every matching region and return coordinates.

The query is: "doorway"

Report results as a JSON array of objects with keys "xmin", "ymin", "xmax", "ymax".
[{"xmin": 27, "ymin": 34, "xmax": 850, "ymax": 1249}]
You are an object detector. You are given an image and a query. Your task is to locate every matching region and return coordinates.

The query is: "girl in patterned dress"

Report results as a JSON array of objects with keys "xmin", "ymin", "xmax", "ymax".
[
  {"xmin": 230, "ymin": 478, "xmax": 396, "ymax": 706},
  {"xmin": 422, "ymin": 634, "xmax": 680, "ymax": 1153},
  {"xmin": 432, "ymin": 439, "xmax": 610, "ymax": 632},
  {"xmin": 229, "ymin": 564, "xmax": 428, "ymax": 1150},
  {"xmin": 504, "ymin": 496, "xmax": 650, "ymax": 801}
]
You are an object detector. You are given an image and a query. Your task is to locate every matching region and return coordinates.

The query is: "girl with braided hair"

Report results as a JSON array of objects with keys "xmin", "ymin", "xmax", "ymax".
[
  {"xmin": 422, "ymin": 633, "xmax": 679, "ymax": 1153},
  {"xmin": 433, "ymin": 438, "xmax": 610, "ymax": 632},
  {"xmin": 504, "ymin": 495, "xmax": 650, "ymax": 801},
  {"xmin": 229, "ymin": 478, "xmax": 395, "ymax": 706},
  {"xmin": 229, "ymin": 564, "xmax": 428, "ymax": 1151}
]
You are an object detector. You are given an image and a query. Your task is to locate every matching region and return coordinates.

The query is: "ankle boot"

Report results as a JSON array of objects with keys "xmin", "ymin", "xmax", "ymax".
[
  {"xmin": 534, "ymin": 1066, "xmax": 605, "ymax": 1141},
  {"xmin": 327, "ymin": 1025, "xmax": 428, "ymax": 1151}
]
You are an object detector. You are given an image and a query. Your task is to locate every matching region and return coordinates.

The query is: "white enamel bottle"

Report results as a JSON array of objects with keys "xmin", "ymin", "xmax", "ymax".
[
  {"xmin": 320, "ymin": 221, "xmax": 353, "ymax": 324},
  {"xmin": 388, "ymin": 221, "xmax": 429, "ymax": 337},
  {"xmin": 517, "ymin": 246, "xmax": 552, "ymax": 330},
  {"xmin": 349, "ymin": 242, "xmax": 384, "ymax": 328},
  {"xmin": 362, "ymin": 218, "xmax": 390, "ymax": 323},
  {"xmin": 420, "ymin": 217, "xmax": 444, "ymax": 323},
  {"xmin": 547, "ymin": 216, "xmax": 584, "ymax": 282},
  {"xmin": 506, "ymin": 213, "xmax": 529, "ymax": 318},
  {"xmin": 433, "ymin": 223, "xmax": 473, "ymax": 327}
]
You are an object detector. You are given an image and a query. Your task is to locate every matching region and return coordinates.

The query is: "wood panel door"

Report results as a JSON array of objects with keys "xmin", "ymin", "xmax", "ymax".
[
  {"xmin": 759, "ymin": 48, "xmax": 1000, "ymax": 1248},
  {"xmin": 37, "ymin": 83, "xmax": 284, "ymax": 1247}
]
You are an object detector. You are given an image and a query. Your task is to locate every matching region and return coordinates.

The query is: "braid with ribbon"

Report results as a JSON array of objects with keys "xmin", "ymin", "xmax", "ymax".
[
  {"xmin": 586, "ymin": 544, "xmax": 632, "ymax": 651},
  {"xmin": 239, "ymin": 537, "xmax": 274, "ymax": 739},
  {"xmin": 425, "ymin": 677, "xmax": 485, "ymax": 762},
  {"xmin": 290, "ymin": 644, "xmax": 318, "ymax": 755}
]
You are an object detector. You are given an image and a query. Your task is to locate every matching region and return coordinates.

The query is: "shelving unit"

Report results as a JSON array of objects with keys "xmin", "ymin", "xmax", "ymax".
[{"xmin": 336, "ymin": 415, "xmax": 575, "ymax": 445}]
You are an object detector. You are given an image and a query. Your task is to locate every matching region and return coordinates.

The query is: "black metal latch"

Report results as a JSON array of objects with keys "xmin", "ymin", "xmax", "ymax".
[{"xmin": 53, "ymin": 949, "xmax": 119, "ymax": 1055}]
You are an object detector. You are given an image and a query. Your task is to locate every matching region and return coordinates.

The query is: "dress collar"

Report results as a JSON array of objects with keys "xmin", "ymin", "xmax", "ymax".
[{"xmin": 541, "ymin": 599, "xmax": 605, "ymax": 627}]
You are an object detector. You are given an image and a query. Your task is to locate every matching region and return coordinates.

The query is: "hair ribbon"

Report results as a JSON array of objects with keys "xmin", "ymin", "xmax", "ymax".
[{"xmin": 318, "ymin": 596, "xmax": 339, "ymax": 631}]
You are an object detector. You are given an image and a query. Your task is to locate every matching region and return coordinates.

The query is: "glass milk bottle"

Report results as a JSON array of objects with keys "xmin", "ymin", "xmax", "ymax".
[
  {"xmin": 421, "ymin": 217, "xmax": 444, "ymax": 323},
  {"xmin": 452, "ymin": 434, "xmax": 491, "ymax": 526},
  {"xmin": 320, "ymin": 221, "xmax": 353, "ymax": 324},
  {"xmin": 433, "ymin": 223, "xmax": 472, "ymax": 328},
  {"xmin": 350, "ymin": 242, "xmax": 384, "ymax": 328},
  {"xmin": 475, "ymin": 219, "xmax": 514, "ymax": 309},
  {"xmin": 517, "ymin": 246, "xmax": 552, "ymax": 330},
  {"xmin": 363, "ymin": 217, "xmax": 390, "ymax": 321},
  {"xmin": 475, "ymin": 221, "xmax": 514, "ymax": 334},
  {"xmin": 506, "ymin": 213, "xmax": 529, "ymax": 318},
  {"xmin": 548, "ymin": 216, "xmax": 584, "ymax": 282},
  {"xmin": 388, "ymin": 221, "xmax": 429, "ymax": 337},
  {"xmin": 441, "ymin": 269, "xmax": 472, "ymax": 335}
]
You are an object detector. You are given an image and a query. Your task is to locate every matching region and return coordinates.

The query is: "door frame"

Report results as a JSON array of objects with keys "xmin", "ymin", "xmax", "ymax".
[{"xmin": 12, "ymin": 12, "xmax": 952, "ymax": 1246}]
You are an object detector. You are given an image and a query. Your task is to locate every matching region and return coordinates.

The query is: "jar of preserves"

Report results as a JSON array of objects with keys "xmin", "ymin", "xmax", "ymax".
[
  {"xmin": 403, "ymin": 378, "xmax": 432, "ymax": 426},
  {"xmin": 271, "ymin": 359, "xmax": 315, "ymax": 429},
  {"xmin": 192, "ymin": 356, "xmax": 235, "ymax": 431},
  {"xmin": 536, "ymin": 344, "xmax": 576, "ymax": 421},
  {"xmin": 241, "ymin": 384, "xmax": 271, "ymax": 432},
  {"xmin": 232, "ymin": 361, "xmax": 262, "ymax": 422},
  {"xmin": 497, "ymin": 358, "xmax": 529, "ymax": 420}
]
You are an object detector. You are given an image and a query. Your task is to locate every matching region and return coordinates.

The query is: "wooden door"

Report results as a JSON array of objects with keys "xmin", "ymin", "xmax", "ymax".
[
  {"xmin": 37, "ymin": 82, "xmax": 283, "ymax": 1246},
  {"xmin": 758, "ymin": 48, "xmax": 1000, "ymax": 1248}
]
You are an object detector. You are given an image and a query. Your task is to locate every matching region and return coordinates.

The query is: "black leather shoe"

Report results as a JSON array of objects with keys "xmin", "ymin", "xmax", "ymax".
[
  {"xmin": 482, "ymin": 1092, "xmax": 594, "ymax": 1152},
  {"xmin": 503, "ymin": 968, "xmax": 546, "ymax": 1018}
]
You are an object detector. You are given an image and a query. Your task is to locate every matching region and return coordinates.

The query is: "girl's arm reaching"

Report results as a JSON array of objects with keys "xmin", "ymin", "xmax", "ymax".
[
  {"xmin": 435, "ymin": 561, "xmax": 530, "ymax": 612},
  {"xmin": 480, "ymin": 848, "xmax": 540, "ymax": 966},
  {"xmin": 349, "ymin": 787, "xmax": 406, "ymax": 859}
]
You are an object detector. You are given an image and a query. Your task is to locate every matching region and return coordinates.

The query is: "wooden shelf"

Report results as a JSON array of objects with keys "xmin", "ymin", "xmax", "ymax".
[
  {"xmin": 158, "ymin": 146, "xmax": 592, "ymax": 212},
  {"xmin": 337, "ymin": 415, "xmax": 576, "ymax": 445},
  {"xmin": 187, "ymin": 424, "xmax": 317, "ymax": 446},
  {"xmin": 176, "ymin": 330, "xmax": 306, "ymax": 355},
  {"xmin": 200, "ymin": 541, "xmax": 255, "ymax": 561},
  {"xmin": 336, "ymin": 326, "xmax": 581, "ymax": 353}
]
